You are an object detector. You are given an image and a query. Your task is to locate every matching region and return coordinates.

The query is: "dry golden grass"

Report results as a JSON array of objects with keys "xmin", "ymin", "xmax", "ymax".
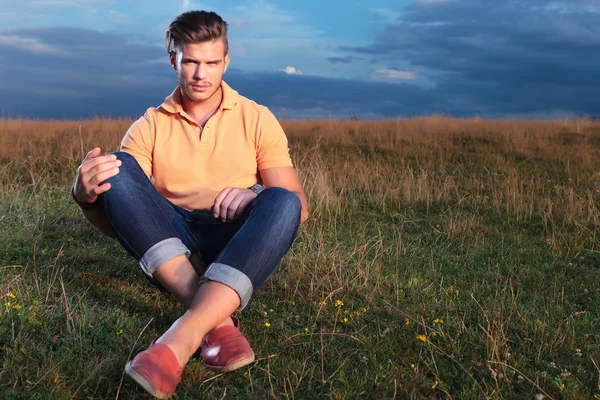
[{"xmin": 1, "ymin": 116, "xmax": 599, "ymax": 227}]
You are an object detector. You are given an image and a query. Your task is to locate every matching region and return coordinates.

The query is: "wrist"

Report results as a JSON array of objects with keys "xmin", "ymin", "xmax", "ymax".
[{"xmin": 71, "ymin": 187, "xmax": 97, "ymax": 210}]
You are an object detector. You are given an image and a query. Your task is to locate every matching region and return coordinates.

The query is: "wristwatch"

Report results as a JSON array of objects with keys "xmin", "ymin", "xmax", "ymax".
[{"xmin": 249, "ymin": 184, "xmax": 265, "ymax": 195}]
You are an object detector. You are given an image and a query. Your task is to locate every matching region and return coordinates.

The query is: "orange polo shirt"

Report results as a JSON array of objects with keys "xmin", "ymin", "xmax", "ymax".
[{"xmin": 120, "ymin": 80, "xmax": 293, "ymax": 211}]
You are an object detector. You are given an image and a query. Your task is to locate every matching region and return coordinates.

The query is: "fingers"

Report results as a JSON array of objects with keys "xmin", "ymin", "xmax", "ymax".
[
  {"xmin": 82, "ymin": 147, "xmax": 102, "ymax": 163},
  {"xmin": 219, "ymin": 193, "xmax": 235, "ymax": 222},
  {"xmin": 212, "ymin": 187, "xmax": 234, "ymax": 218},
  {"xmin": 225, "ymin": 195, "xmax": 244, "ymax": 222},
  {"xmin": 212, "ymin": 188, "xmax": 256, "ymax": 223},
  {"xmin": 75, "ymin": 151, "xmax": 121, "ymax": 204},
  {"xmin": 233, "ymin": 197, "xmax": 253, "ymax": 221},
  {"xmin": 87, "ymin": 164, "xmax": 120, "ymax": 186},
  {"xmin": 79, "ymin": 153, "xmax": 117, "ymax": 175},
  {"xmin": 91, "ymin": 182, "xmax": 111, "ymax": 197}
]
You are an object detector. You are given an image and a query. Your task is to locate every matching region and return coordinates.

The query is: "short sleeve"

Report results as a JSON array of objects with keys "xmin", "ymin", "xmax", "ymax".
[
  {"xmin": 120, "ymin": 112, "xmax": 154, "ymax": 179},
  {"xmin": 256, "ymin": 107, "xmax": 293, "ymax": 170}
]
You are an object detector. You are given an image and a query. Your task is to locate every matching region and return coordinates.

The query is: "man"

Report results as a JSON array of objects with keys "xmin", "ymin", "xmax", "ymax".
[{"xmin": 71, "ymin": 10, "xmax": 308, "ymax": 399}]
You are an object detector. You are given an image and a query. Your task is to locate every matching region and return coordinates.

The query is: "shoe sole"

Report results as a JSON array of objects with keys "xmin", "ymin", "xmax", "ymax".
[
  {"xmin": 125, "ymin": 361, "xmax": 171, "ymax": 399},
  {"xmin": 203, "ymin": 352, "xmax": 255, "ymax": 373}
]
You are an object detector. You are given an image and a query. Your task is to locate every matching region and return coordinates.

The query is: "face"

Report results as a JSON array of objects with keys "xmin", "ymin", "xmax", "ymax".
[{"xmin": 170, "ymin": 39, "xmax": 230, "ymax": 104}]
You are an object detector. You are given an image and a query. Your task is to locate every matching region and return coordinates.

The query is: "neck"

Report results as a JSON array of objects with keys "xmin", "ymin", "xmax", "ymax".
[{"xmin": 181, "ymin": 85, "xmax": 223, "ymax": 127}]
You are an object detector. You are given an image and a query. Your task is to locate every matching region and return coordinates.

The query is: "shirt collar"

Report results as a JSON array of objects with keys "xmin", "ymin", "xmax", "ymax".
[{"xmin": 160, "ymin": 80, "xmax": 238, "ymax": 115}]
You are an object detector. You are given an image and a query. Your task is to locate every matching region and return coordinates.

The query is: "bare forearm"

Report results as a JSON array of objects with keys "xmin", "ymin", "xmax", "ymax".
[{"xmin": 292, "ymin": 190, "xmax": 309, "ymax": 225}]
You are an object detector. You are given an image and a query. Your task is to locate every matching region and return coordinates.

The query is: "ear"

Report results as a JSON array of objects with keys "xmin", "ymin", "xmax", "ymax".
[
  {"xmin": 169, "ymin": 51, "xmax": 177, "ymax": 71},
  {"xmin": 223, "ymin": 53, "xmax": 231, "ymax": 74}
]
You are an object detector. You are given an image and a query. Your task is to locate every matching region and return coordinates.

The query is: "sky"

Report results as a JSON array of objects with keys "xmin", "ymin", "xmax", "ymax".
[{"xmin": 0, "ymin": 0, "xmax": 599, "ymax": 120}]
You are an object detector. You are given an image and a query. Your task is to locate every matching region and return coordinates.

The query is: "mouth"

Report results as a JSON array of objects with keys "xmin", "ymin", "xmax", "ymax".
[{"xmin": 191, "ymin": 84, "xmax": 210, "ymax": 92}]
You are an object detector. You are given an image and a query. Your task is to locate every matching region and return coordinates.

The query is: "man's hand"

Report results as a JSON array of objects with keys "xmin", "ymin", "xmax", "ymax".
[
  {"xmin": 73, "ymin": 147, "xmax": 122, "ymax": 205},
  {"xmin": 212, "ymin": 187, "xmax": 257, "ymax": 223}
]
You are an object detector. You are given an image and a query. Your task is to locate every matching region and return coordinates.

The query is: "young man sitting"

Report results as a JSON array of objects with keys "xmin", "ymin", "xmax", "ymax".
[{"xmin": 71, "ymin": 10, "xmax": 308, "ymax": 399}]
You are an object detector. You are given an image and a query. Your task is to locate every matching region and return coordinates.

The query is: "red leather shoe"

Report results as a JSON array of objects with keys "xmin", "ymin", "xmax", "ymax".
[
  {"xmin": 201, "ymin": 317, "xmax": 255, "ymax": 372},
  {"xmin": 125, "ymin": 343, "xmax": 183, "ymax": 399}
]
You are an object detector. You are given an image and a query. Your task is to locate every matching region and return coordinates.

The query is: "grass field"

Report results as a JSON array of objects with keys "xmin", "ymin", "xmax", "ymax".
[{"xmin": 1, "ymin": 116, "xmax": 599, "ymax": 399}]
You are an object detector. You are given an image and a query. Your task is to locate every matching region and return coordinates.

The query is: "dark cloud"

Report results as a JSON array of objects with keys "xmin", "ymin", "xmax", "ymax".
[
  {"xmin": 326, "ymin": 56, "xmax": 360, "ymax": 64},
  {"xmin": 227, "ymin": 69, "xmax": 443, "ymax": 119},
  {"xmin": 0, "ymin": 27, "xmax": 173, "ymax": 118},
  {"xmin": 342, "ymin": 0, "xmax": 600, "ymax": 117},
  {"xmin": 3, "ymin": 2, "xmax": 600, "ymax": 121},
  {"xmin": 0, "ymin": 27, "xmax": 449, "ymax": 119}
]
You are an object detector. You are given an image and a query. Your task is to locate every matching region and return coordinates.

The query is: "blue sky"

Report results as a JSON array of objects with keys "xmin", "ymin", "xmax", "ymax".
[{"xmin": 1, "ymin": 0, "xmax": 599, "ymax": 119}]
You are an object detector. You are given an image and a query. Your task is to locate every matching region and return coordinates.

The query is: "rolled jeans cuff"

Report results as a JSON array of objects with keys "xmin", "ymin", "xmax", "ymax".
[
  {"xmin": 203, "ymin": 263, "xmax": 254, "ymax": 311},
  {"xmin": 139, "ymin": 238, "xmax": 191, "ymax": 277}
]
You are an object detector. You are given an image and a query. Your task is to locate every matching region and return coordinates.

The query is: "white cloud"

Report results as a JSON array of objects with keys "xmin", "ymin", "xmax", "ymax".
[
  {"xmin": 230, "ymin": 1, "xmax": 321, "ymax": 38},
  {"xmin": 538, "ymin": 1, "xmax": 600, "ymax": 14},
  {"xmin": 0, "ymin": 35, "xmax": 70, "ymax": 56},
  {"xmin": 180, "ymin": 0, "xmax": 190, "ymax": 11},
  {"xmin": 279, "ymin": 66, "xmax": 303, "ymax": 75},
  {"xmin": 372, "ymin": 68, "xmax": 416, "ymax": 80}
]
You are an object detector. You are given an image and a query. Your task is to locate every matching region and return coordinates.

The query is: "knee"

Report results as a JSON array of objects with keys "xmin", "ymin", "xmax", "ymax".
[
  {"xmin": 260, "ymin": 187, "xmax": 302, "ymax": 220},
  {"xmin": 100, "ymin": 152, "xmax": 142, "ymax": 192}
]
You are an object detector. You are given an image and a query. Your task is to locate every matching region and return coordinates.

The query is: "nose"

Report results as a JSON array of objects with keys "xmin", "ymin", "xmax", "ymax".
[{"xmin": 194, "ymin": 63, "xmax": 208, "ymax": 80}]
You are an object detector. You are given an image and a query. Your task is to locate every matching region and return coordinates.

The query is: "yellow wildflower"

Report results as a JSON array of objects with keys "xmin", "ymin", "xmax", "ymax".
[
  {"xmin": 412, "ymin": 277, "xmax": 419, "ymax": 284},
  {"xmin": 405, "ymin": 319, "xmax": 410, "ymax": 326},
  {"xmin": 116, "ymin": 329, "xmax": 123, "ymax": 335},
  {"xmin": 343, "ymin": 317, "xmax": 348, "ymax": 323},
  {"xmin": 433, "ymin": 318, "xmax": 444, "ymax": 324},
  {"xmin": 304, "ymin": 328, "xmax": 309, "ymax": 333},
  {"xmin": 264, "ymin": 322, "xmax": 271, "ymax": 328},
  {"xmin": 319, "ymin": 301, "xmax": 326, "ymax": 306},
  {"xmin": 335, "ymin": 300, "xmax": 344, "ymax": 307},
  {"xmin": 13, "ymin": 304, "xmax": 21, "ymax": 310},
  {"xmin": 416, "ymin": 335, "xmax": 427, "ymax": 343},
  {"xmin": 432, "ymin": 380, "xmax": 439, "ymax": 389},
  {"xmin": 7, "ymin": 292, "xmax": 16, "ymax": 299},
  {"xmin": 362, "ymin": 307, "xmax": 367, "ymax": 313},
  {"xmin": 4, "ymin": 301, "xmax": 10, "ymax": 309}
]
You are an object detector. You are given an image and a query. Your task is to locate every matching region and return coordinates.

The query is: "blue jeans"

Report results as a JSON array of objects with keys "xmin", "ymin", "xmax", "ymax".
[{"xmin": 96, "ymin": 152, "xmax": 302, "ymax": 310}]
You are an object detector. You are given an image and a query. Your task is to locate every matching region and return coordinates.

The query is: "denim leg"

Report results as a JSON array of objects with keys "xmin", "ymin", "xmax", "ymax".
[
  {"xmin": 199, "ymin": 187, "xmax": 302, "ymax": 310},
  {"xmin": 96, "ymin": 151, "xmax": 200, "ymax": 286}
]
